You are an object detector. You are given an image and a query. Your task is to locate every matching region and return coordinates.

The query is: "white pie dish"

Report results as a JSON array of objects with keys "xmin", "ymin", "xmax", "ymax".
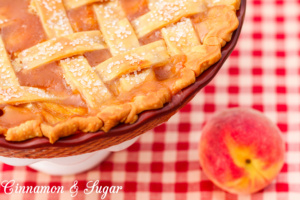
[{"xmin": 0, "ymin": 137, "xmax": 139, "ymax": 175}]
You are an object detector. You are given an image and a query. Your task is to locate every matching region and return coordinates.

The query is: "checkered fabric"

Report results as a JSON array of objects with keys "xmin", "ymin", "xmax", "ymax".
[{"xmin": 0, "ymin": 0, "xmax": 299, "ymax": 199}]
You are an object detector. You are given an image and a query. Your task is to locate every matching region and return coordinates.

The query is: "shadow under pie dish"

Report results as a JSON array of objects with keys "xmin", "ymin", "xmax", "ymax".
[{"xmin": 0, "ymin": 0, "xmax": 245, "ymax": 157}]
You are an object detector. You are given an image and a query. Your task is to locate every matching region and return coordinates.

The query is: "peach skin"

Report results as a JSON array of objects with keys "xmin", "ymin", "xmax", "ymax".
[{"xmin": 199, "ymin": 107, "xmax": 285, "ymax": 194}]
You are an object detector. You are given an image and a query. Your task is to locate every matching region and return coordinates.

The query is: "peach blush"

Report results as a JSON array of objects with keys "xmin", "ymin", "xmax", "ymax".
[{"xmin": 198, "ymin": 107, "xmax": 285, "ymax": 194}]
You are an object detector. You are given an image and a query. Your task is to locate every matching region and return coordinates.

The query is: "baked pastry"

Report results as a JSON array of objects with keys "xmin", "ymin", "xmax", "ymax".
[{"xmin": 0, "ymin": 0, "xmax": 240, "ymax": 143}]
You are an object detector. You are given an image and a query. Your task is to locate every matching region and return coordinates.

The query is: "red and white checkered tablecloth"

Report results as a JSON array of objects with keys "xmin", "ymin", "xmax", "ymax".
[{"xmin": 0, "ymin": 0, "xmax": 299, "ymax": 199}]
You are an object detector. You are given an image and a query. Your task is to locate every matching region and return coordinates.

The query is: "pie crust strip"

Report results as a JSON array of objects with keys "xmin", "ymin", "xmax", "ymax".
[
  {"xmin": 93, "ymin": 1, "xmax": 140, "ymax": 56},
  {"xmin": 0, "ymin": 86, "xmax": 66, "ymax": 105},
  {"xmin": 34, "ymin": 0, "xmax": 73, "ymax": 38},
  {"xmin": 15, "ymin": 31, "xmax": 105, "ymax": 71},
  {"xmin": 0, "ymin": 37, "xmax": 19, "ymax": 86},
  {"xmin": 95, "ymin": 40, "xmax": 170, "ymax": 82},
  {"xmin": 132, "ymin": 0, "xmax": 206, "ymax": 38}
]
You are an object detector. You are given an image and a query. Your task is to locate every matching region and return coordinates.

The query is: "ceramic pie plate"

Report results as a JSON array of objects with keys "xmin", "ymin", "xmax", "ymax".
[{"xmin": 0, "ymin": 0, "xmax": 246, "ymax": 175}]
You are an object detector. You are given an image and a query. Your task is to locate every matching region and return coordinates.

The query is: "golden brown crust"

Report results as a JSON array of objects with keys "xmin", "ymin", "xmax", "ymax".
[
  {"xmin": 0, "ymin": 1, "xmax": 241, "ymax": 143},
  {"xmin": 41, "ymin": 116, "xmax": 103, "ymax": 143},
  {"xmin": 198, "ymin": 6, "xmax": 239, "ymax": 46},
  {"xmin": 6, "ymin": 120, "xmax": 43, "ymax": 141},
  {"xmin": 170, "ymin": 68, "xmax": 196, "ymax": 94},
  {"xmin": 185, "ymin": 45, "xmax": 222, "ymax": 77},
  {"xmin": 98, "ymin": 103, "xmax": 133, "ymax": 132},
  {"xmin": 133, "ymin": 87, "xmax": 172, "ymax": 114}
]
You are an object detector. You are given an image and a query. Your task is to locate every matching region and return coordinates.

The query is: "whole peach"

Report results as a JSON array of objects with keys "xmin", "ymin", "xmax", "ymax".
[{"xmin": 199, "ymin": 107, "xmax": 285, "ymax": 194}]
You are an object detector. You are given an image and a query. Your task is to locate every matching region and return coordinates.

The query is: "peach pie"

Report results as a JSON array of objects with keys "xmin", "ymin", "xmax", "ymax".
[{"xmin": 0, "ymin": 0, "xmax": 240, "ymax": 143}]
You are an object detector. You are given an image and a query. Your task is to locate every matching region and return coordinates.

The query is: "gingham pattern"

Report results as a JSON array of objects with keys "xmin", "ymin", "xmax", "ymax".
[{"xmin": 0, "ymin": 0, "xmax": 299, "ymax": 199}]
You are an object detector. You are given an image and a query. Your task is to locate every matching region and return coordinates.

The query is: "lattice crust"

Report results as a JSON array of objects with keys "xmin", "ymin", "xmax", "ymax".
[
  {"xmin": 34, "ymin": 0, "xmax": 111, "ymax": 108},
  {"xmin": 93, "ymin": 1, "xmax": 156, "ymax": 94},
  {"xmin": 0, "ymin": 0, "xmax": 241, "ymax": 143},
  {"xmin": 61, "ymin": 56, "xmax": 111, "ymax": 109},
  {"xmin": 0, "ymin": 36, "xmax": 65, "ymax": 105}
]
